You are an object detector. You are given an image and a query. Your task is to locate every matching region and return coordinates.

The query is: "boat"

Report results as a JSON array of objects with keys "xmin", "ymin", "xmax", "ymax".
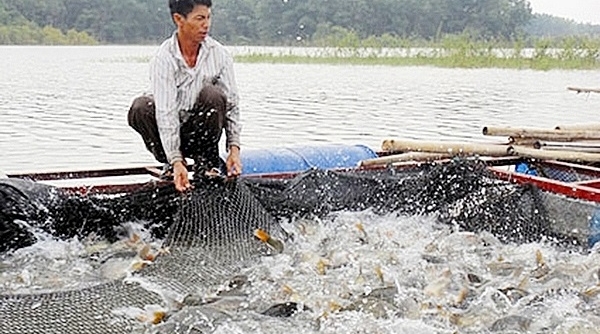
[
  {"xmin": 5, "ymin": 143, "xmax": 600, "ymax": 200},
  {"xmin": 3, "ymin": 141, "xmax": 600, "ymax": 252}
]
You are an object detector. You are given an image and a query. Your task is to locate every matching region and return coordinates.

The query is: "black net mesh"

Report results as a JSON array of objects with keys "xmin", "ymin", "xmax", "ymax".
[
  {"xmin": 528, "ymin": 161, "xmax": 599, "ymax": 183},
  {"xmin": 245, "ymin": 159, "xmax": 588, "ymax": 247},
  {"xmin": 0, "ymin": 282, "xmax": 163, "ymax": 334},
  {"xmin": 245, "ymin": 159, "xmax": 496, "ymax": 217},
  {"xmin": 0, "ymin": 158, "xmax": 595, "ymax": 333},
  {"xmin": 138, "ymin": 178, "xmax": 285, "ymax": 296},
  {"xmin": 0, "ymin": 178, "xmax": 284, "ymax": 334}
]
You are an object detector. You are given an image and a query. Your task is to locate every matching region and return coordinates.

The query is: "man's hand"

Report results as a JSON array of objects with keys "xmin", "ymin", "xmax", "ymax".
[
  {"xmin": 172, "ymin": 161, "xmax": 192, "ymax": 192},
  {"xmin": 226, "ymin": 146, "xmax": 242, "ymax": 177}
]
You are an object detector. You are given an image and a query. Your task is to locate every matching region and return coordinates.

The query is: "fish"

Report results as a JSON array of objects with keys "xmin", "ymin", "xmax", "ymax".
[
  {"xmin": 497, "ymin": 287, "xmax": 530, "ymax": 304},
  {"xmin": 490, "ymin": 315, "xmax": 532, "ymax": 332},
  {"xmin": 374, "ymin": 265, "xmax": 384, "ymax": 285},
  {"xmin": 487, "ymin": 260, "xmax": 523, "ymax": 277},
  {"xmin": 114, "ymin": 305, "xmax": 168, "ymax": 326},
  {"xmin": 254, "ymin": 229, "xmax": 285, "ymax": 253},
  {"xmin": 355, "ymin": 222, "xmax": 368, "ymax": 244},
  {"xmin": 216, "ymin": 275, "xmax": 249, "ymax": 297},
  {"xmin": 424, "ymin": 269, "xmax": 452, "ymax": 297},
  {"xmin": 261, "ymin": 302, "xmax": 311, "ymax": 317},
  {"xmin": 531, "ymin": 249, "xmax": 551, "ymax": 279}
]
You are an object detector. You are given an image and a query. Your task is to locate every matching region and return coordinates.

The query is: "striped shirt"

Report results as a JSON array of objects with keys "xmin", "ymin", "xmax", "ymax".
[{"xmin": 150, "ymin": 32, "xmax": 241, "ymax": 164}]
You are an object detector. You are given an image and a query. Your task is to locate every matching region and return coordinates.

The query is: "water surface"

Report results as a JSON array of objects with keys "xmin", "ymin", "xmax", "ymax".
[{"xmin": 1, "ymin": 45, "xmax": 599, "ymax": 173}]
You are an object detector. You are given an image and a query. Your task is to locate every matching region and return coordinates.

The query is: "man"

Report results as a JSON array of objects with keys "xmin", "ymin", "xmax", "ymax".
[{"xmin": 128, "ymin": 0, "xmax": 242, "ymax": 192}]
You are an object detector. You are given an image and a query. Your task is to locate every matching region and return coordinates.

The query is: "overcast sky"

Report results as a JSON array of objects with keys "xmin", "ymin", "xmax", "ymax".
[{"xmin": 527, "ymin": 0, "xmax": 600, "ymax": 24}]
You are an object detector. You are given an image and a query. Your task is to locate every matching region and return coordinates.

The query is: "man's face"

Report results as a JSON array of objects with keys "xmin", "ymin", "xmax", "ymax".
[{"xmin": 174, "ymin": 5, "xmax": 211, "ymax": 44}]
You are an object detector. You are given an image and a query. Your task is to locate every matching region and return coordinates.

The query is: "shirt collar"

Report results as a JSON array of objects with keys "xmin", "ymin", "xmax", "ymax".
[{"xmin": 170, "ymin": 31, "xmax": 216, "ymax": 63}]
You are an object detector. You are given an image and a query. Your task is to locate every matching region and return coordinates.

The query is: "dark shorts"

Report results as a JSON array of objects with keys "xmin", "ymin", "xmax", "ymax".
[{"xmin": 127, "ymin": 85, "xmax": 227, "ymax": 168}]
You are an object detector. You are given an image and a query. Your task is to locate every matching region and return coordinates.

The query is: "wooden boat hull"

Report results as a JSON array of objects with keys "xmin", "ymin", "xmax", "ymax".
[
  {"xmin": 5, "ymin": 147, "xmax": 600, "ymax": 203},
  {"xmin": 4, "ymin": 144, "xmax": 600, "ymax": 248}
]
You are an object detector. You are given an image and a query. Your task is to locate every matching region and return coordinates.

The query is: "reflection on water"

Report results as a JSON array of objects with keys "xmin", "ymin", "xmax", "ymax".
[{"xmin": 1, "ymin": 45, "xmax": 600, "ymax": 173}]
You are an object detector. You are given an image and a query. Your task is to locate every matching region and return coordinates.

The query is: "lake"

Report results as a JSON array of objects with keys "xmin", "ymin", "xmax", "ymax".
[{"xmin": 1, "ymin": 45, "xmax": 599, "ymax": 173}]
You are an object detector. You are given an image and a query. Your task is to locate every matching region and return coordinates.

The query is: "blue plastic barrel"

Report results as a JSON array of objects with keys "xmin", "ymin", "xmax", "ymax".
[
  {"xmin": 515, "ymin": 162, "xmax": 538, "ymax": 176},
  {"xmin": 588, "ymin": 208, "xmax": 600, "ymax": 248},
  {"xmin": 230, "ymin": 144, "xmax": 378, "ymax": 175}
]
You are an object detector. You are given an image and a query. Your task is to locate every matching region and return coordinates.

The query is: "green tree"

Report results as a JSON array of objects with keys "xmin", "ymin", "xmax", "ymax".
[
  {"xmin": 65, "ymin": 28, "xmax": 96, "ymax": 45},
  {"xmin": 41, "ymin": 25, "xmax": 67, "ymax": 44},
  {"xmin": 4, "ymin": 0, "xmax": 66, "ymax": 27},
  {"xmin": 1, "ymin": 0, "xmax": 595, "ymax": 45},
  {"xmin": 212, "ymin": 0, "xmax": 257, "ymax": 44}
]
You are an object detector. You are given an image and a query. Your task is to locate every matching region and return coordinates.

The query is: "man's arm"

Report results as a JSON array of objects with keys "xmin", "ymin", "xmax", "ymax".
[
  {"xmin": 151, "ymin": 55, "xmax": 191, "ymax": 191},
  {"xmin": 150, "ymin": 56, "xmax": 184, "ymax": 165},
  {"xmin": 219, "ymin": 54, "xmax": 241, "ymax": 151},
  {"xmin": 220, "ymin": 53, "xmax": 242, "ymax": 175},
  {"xmin": 226, "ymin": 145, "xmax": 242, "ymax": 176}
]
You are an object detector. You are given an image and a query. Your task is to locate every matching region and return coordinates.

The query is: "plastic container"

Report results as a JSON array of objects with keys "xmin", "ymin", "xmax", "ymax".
[
  {"xmin": 515, "ymin": 161, "xmax": 538, "ymax": 176},
  {"xmin": 233, "ymin": 144, "xmax": 378, "ymax": 175},
  {"xmin": 588, "ymin": 208, "xmax": 600, "ymax": 248}
]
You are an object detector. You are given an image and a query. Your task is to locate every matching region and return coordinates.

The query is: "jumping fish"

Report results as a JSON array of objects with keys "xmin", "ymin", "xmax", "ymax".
[{"xmin": 254, "ymin": 229, "xmax": 284, "ymax": 253}]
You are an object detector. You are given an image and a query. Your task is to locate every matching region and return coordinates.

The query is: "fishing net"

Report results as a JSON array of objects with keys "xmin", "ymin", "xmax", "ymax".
[
  {"xmin": 245, "ymin": 159, "xmax": 589, "ymax": 246},
  {"xmin": 0, "ymin": 158, "xmax": 595, "ymax": 333},
  {"xmin": 0, "ymin": 178, "xmax": 285, "ymax": 334},
  {"xmin": 526, "ymin": 160, "xmax": 600, "ymax": 183}
]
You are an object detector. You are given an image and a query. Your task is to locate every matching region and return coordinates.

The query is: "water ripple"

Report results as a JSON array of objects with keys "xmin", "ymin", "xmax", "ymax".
[{"xmin": 2, "ymin": 47, "xmax": 600, "ymax": 172}]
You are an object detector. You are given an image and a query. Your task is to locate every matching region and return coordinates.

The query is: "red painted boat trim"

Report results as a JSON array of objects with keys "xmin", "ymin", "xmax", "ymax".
[
  {"xmin": 490, "ymin": 166, "xmax": 600, "ymax": 203},
  {"xmin": 7, "ymin": 166, "xmax": 160, "ymax": 181},
  {"xmin": 7, "ymin": 156, "xmax": 600, "ymax": 203}
]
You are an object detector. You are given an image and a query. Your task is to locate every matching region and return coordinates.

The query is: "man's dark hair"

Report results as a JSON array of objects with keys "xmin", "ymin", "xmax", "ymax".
[{"xmin": 169, "ymin": 0, "xmax": 212, "ymax": 18}]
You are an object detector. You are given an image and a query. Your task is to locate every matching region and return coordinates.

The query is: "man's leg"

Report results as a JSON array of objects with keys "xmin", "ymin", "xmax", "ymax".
[
  {"xmin": 127, "ymin": 95, "xmax": 169, "ymax": 164},
  {"xmin": 181, "ymin": 85, "xmax": 227, "ymax": 175}
]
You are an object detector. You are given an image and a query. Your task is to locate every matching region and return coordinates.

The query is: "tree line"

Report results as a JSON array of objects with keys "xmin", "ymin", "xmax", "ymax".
[{"xmin": 0, "ymin": 0, "xmax": 598, "ymax": 45}]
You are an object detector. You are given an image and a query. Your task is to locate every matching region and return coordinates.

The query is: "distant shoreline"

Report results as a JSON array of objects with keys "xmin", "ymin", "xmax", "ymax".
[
  {"xmin": 2, "ymin": 43, "xmax": 597, "ymax": 71},
  {"xmin": 234, "ymin": 53, "xmax": 600, "ymax": 70}
]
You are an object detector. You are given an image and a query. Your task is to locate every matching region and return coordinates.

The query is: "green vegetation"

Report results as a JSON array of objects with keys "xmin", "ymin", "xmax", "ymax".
[
  {"xmin": 0, "ymin": 24, "xmax": 96, "ymax": 44},
  {"xmin": 236, "ymin": 53, "xmax": 600, "ymax": 70},
  {"xmin": 3, "ymin": 0, "xmax": 599, "ymax": 45},
  {"xmin": 236, "ymin": 33, "xmax": 600, "ymax": 70},
  {"xmin": 0, "ymin": 0, "xmax": 169, "ymax": 45}
]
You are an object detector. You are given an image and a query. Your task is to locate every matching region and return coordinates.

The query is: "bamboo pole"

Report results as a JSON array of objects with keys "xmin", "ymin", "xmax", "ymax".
[
  {"xmin": 482, "ymin": 126, "xmax": 600, "ymax": 142},
  {"xmin": 554, "ymin": 124, "xmax": 600, "ymax": 131},
  {"xmin": 508, "ymin": 132, "xmax": 600, "ymax": 143},
  {"xmin": 567, "ymin": 87, "xmax": 600, "ymax": 94},
  {"xmin": 507, "ymin": 145, "xmax": 600, "ymax": 163},
  {"xmin": 507, "ymin": 138, "xmax": 539, "ymax": 146},
  {"xmin": 483, "ymin": 126, "xmax": 538, "ymax": 136},
  {"xmin": 381, "ymin": 139, "xmax": 510, "ymax": 156},
  {"xmin": 360, "ymin": 152, "xmax": 451, "ymax": 167},
  {"xmin": 533, "ymin": 141, "xmax": 600, "ymax": 153}
]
